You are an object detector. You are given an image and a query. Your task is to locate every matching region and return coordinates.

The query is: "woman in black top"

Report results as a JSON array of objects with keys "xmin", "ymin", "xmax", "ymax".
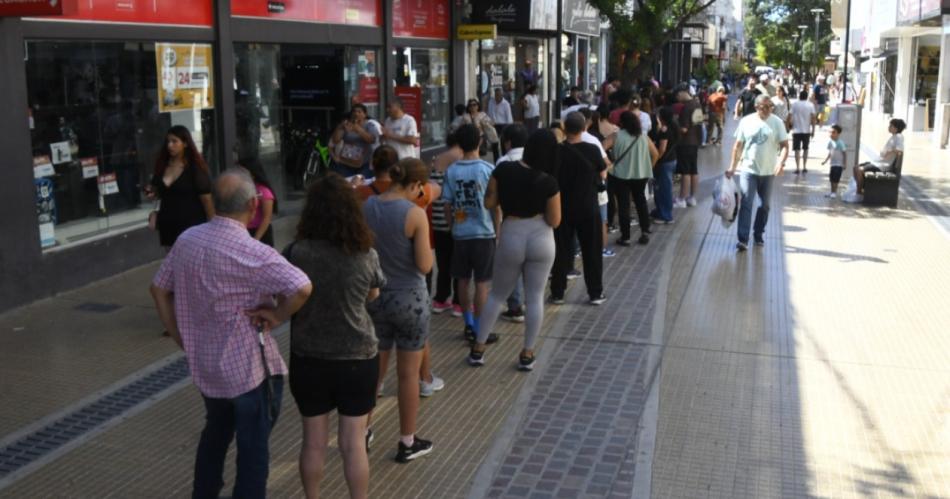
[
  {"xmin": 651, "ymin": 107, "xmax": 678, "ymax": 223},
  {"xmin": 467, "ymin": 129, "xmax": 561, "ymax": 371},
  {"xmin": 146, "ymin": 126, "xmax": 214, "ymax": 248}
]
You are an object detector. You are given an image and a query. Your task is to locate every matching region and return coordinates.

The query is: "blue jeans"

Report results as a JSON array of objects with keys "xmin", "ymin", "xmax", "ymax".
[
  {"xmin": 330, "ymin": 161, "xmax": 373, "ymax": 179},
  {"xmin": 736, "ymin": 172, "xmax": 774, "ymax": 244},
  {"xmin": 193, "ymin": 376, "xmax": 284, "ymax": 499},
  {"xmin": 652, "ymin": 160, "xmax": 676, "ymax": 222}
]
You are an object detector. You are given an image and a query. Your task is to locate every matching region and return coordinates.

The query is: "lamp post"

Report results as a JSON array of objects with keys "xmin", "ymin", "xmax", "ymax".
[
  {"xmin": 797, "ymin": 25, "xmax": 808, "ymax": 83},
  {"xmin": 810, "ymin": 8, "xmax": 824, "ymax": 77}
]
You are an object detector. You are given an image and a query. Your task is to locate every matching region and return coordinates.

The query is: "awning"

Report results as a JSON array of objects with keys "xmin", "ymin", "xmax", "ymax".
[{"xmin": 860, "ymin": 57, "xmax": 885, "ymax": 72}]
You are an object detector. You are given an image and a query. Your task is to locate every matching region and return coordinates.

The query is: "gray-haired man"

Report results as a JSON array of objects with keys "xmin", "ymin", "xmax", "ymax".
[{"xmin": 726, "ymin": 95, "xmax": 789, "ymax": 252}]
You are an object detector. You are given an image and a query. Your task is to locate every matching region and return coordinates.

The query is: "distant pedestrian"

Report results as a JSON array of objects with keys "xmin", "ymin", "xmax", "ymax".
[
  {"xmin": 330, "ymin": 103, "xmax": 380, "ymax": 178},
  {"xmin": 706, "ymin": 87, "xmax": 728, "ymax": 145},
  {"xmin": 468, "ymin": 129, "xmax": 561, "ymax": 370},
  {"xmin": 651, "ymin": 106, "xmax": 678, "ymax": 224},
  {"xmin": 283, "ymin": 174, "xmax": 384, "ymax": 499},
  {"xmin": 459, "ymin": 98, "xmax": 499, "ymax": 161},
  {"xmin": 441, "ymin": 124, "xmax": 502, "ymax": 343},
  {"xmin": 382, "ymin": 98, "xmax": 420, "ymax": 159},
  {"xmin": 821, "ymin": 124, "xmax": 847, "ymax": 198},
  {"xmin": 362, "ymin": 158, "xmax": 435, "ymax": 463},
  {"xmin": 150, "ymin": 168, "xmax": 312, "ymax": 499},
  {"xmin": 239, "ymin": 157, "xmax": 277, "ymax": 246},
  {"xmin": 145, "ymin": 125, "xmax": 214, "ymax": 250},
  {"xmin": 727, "ymin": 95, "xmax": 790, "ymax": 251},
  {"xmin": 430, "ymin": 134, "xmax": 463, "ymax": 315},
  {"xmin": 789, "ymin": 89, "xmax": 817, "ymax": 174},
  {"xmin": 487, "ymin": 88, "xmax": 513, "ymax": 146},
  {"xmin": 675, "ymin": 88, "xmax": 703, "ymax": 208},
  {"xmin": 550, "ymin": 112, "xmax": 606, "ymax": 305},
  {"xmin": 522, "ymin": 84, "xmax": 541, "ymax": 132},
  {"xmin": 735, "ymin": 78, "xmax": 761, "ymax": 119}
]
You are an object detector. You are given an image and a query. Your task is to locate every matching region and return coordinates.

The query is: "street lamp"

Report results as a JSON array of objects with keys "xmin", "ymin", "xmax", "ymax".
[
  {"xmin": 797, "ymin": 25, "xmax": 808, "ymax": 83},
  {"xmin": 810, "ymin": 8, "xmax": 824, "ymax": 77}
]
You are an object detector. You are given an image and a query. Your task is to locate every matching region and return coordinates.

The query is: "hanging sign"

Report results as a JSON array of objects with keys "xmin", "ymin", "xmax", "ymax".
[
  {"xmin": 81, "ymin": 157, "xmax": 100, "ymax": 179},
  {"xmin": 359, "ymin": 76, "xmax": 381, "ymax": 104},
  {"xmin": 33, "ymin": 155, "xmax": 55, "ymax": 178},
  {"xmin": 98, "ymin": 173, "xmax": 120, "ymax": 195},
  {"xmin": 562, "ymin": 0, "xmax": 600, "ymax": 36},
  {"xmin": 35, "ymin": 178, "xmax": 56, "ymax": 248},
  {"xmin": 457, "ymin": 24, "xmax": 498, "ymax": 40},
  {"xmin": 156, "ymin": 43, "xmax": 215, "ymax": 113}
]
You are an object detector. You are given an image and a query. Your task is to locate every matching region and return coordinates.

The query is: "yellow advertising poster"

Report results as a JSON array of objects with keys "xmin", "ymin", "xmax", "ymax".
[{"xmin": 155, "ymin": 43, "xmax": 215, "ymax": 113}]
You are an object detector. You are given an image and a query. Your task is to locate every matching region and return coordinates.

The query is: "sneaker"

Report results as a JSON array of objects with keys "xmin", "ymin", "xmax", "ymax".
[
  {"xmin": 467, "ymin": 347, "xmax": 486, "ymax": 367},
  {"xmin": 463, "ymin": 325, "xmax": 476, "ymax": 343},
  {"xmin": 802, "ymin": 168, "xmax": 808, "ymax": 174},
  {"xmin": 419, "ymin": 374, "xmax": 445, "ymax": 397},
  {"xmin": 366, "ymin": 428, "xmax": 374, "ymax": 451},
  {"xmin": 395, "ymin": 436, "xmax": 433, "ymax": 463},
  {"xmin": 830, "ymin": 192, "xmax": 837, "ymax": 199},
  {"xmin": 616, "ymin": 238, "xmax": 631, "ymax": 247},
  {"xmin": 673, "ymin": 198, "xmax": 687, "ymax": 208},
  {"xmin": 754, "ymin": 239, "xmax": 765, "ymax": 247},
  {"xmin": 589, "ymin": 293, "xmax": 607, "ymax": 306},
  {"xmin": 431, "ymin": 300, "xmax": 452, "ymax": 314},
  {"xmin": 501, "ymin": 308, "xmax": 525, "ymax": 323},
  {"xmin": 567, "ymin": 269, "xmax": 582, "ymax": 280},
  {"xmin": 518, "ymin": 352, "xmax": 536, "ymax": 371},
  {"xmin": 574, "ymin": 250, "xmax": 581, "ymax": 259},
  {"xmin": 607, "ymin": 225, "xmax": 619, "ymax": 234},
  {"xmin": 451, "ymin": 304, "xmax": 463, "ymax": 317},
  {"xmin": 637, "ymin": 235, "xmax": 650, "ymax": 245},
  {"xmin": 602, "ymin": 248, "xmax": 617, "ymax": 258},
  {"xmin": 736, "ymin": 241, "xmax": 748, "ymax": 252},
  {"xmin": 686, "ymin": 197, "xmax": 697, "ymax": 207},
  {"xmin": 548, "ymin": 294, "xmax": 565, "ymax": 305}
]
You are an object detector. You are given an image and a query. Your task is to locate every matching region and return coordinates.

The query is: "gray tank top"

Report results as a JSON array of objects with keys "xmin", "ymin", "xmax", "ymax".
[{"xmin": 363, "ymin": 196, "xmax": 426, "ymax": 290}]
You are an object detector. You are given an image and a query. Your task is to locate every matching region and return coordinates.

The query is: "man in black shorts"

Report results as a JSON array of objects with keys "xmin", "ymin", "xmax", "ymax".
[
  {"xmin": 789, "ymin": 89, "xmax": 817, "ymax": 174},
  {"xmin": 676, "ymin": 88, "xmax": 703, "ymax": 207}
]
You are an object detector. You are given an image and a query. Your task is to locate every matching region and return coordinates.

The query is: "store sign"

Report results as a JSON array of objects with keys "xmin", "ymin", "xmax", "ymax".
[
  {"xmin": 393, "ymin": 0, "xmax": 449, "ymax": 39},
  {"xmin": 359, "ymin": 76, "xmax": 380, "ymax": 104},
  {"xmin": 473, "ymin": 0, "xmax": 556, "ymax": 32},
  {"xmin": 562, "ymin": 0, "xmax": 600, "ymax": 36},
  {"xmin": 457, "ymin": 24, "xmax": 498, "ymax": 40},
  {"xmin": 0, "ymin": 0, "xmax": 64, "ymax": 17},
  {"xmin": 53, "ymin": 0, "xmax": 213, "ymax": 26},
  {"xmin": 33, "ymin": 155, "xmax": 55, "ymax": 179},
  {"xmin": 155, "ymin": 43, "xmax": 215, "ymax": 113},
  {"xmin": 98, "ymin": 173, "xmax": 119, "ymax": 195},
  {"xmin": 81, "ymin": 157, "xmax": 100, "ymax": 179},
  {"xmin": 231, "ymin": 0, "xmax": 381, "ymax": 26},
  {"xmin": 394, "ymin": 86, "xmax": 422, "ymax": 133}
]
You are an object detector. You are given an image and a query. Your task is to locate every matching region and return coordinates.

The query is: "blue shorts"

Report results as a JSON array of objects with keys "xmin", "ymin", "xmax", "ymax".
[{"xmin": 599, "ymin": 204, "xmax": 608, "ymax": 222}]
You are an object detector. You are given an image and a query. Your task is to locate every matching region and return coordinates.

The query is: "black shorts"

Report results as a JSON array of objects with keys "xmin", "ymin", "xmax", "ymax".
[
  {"xmin": 829, "ymin": 166, "xmax": 844, "ymax": 183},
  {"xmin": 792, "ymin": 134, "xmax": 810, "ymax": 151},
  {"xmin": 290, "ymin": 354, "xmax": 379, "ymax": 417},
  {"xmin": 675, "ymin": 145, "xmax": 699, "ymax": 175},
  {"xmin": 451, "ymin": 238, "xmax": 495, "ymax": 282}
]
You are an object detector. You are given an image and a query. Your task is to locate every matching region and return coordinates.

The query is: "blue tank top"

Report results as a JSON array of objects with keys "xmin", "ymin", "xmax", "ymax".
[{"xmin": 363, "ymin": 196, "xmax": 426, "ymax": 290}]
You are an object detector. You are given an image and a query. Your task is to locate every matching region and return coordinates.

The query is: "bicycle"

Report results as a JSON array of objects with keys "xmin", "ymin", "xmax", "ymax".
[{"xmin": 302, "ymin": 136, "xmax": 331, "ymax": 187}]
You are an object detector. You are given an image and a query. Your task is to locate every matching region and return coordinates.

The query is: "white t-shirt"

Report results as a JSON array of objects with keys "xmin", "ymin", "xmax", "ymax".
[
  {"xmin": 637, "ymin": 110, "xmax": 652, "ymax": 135},
  {"xmin": 880, "ymin": 134, "xmax": 903, "ymax": 162},
  {"xmin": 384, "ymin": 114, "xmax": 419, "ymax": 159},
  {"xmin": 488, "ymin": 98, "xmax": 513, "ymax": 125},
  {"xmin": 827, "ymin": 138, "xmax": 846, "ymax": 166},
  {"xmin": 524, "ymin": 94, "xmax": 540, "ymax": 119},
  {"xmin": 581, "ymin": 131, "xmax": 608, "ymax": 159},
  {"xmin": 789, "ymin": 100, "xmax": 816, "ymax": 135}
]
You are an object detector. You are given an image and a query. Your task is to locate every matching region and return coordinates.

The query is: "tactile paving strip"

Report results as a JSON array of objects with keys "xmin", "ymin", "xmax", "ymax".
[{"xmin": 0, "ymin": 357, "xmax": 189, "ymax": 478}]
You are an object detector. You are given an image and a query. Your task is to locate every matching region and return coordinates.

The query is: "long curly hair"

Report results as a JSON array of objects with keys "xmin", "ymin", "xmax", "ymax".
[{"xmin": 296, "ymin": 173, "xmax": 373, "ymax": 254}]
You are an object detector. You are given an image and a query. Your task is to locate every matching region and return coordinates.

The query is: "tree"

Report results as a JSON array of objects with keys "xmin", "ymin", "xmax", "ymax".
[
  {"xmin": 744, "ymin": 0, "xmax": 832, "ymax": 78},
  {"xmin": 587, "ymin": 0, "xmax": 719, "ymax": 83}
]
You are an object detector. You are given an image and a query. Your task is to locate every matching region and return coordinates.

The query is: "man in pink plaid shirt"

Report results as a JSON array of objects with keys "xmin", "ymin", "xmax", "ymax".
[{"xmin": 150, "ymin": 169, "xmax": 311, "ymax": 499}]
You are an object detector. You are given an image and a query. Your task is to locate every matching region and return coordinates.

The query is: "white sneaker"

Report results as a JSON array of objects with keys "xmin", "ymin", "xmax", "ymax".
[
  {"xmin": 673, "ymin": 198, "xmax": 687, "ymax": 208},
  {"xmin": 686, "ymin": 197, "xmax": 697, "ymax": 207},
  {"xmin": 830, "ymin": 192, "xmax": 837, "ymax": 199},
  {"xmin": 420, "ymin": 374, "xmax": 445, "ymax": 397}
]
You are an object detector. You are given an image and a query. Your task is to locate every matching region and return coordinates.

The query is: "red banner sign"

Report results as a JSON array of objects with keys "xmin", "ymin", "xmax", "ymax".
[
  {"xmin": 53, "ymin": 0, "xmax": 213, "ymax": 26},
  {"xmin": 394, "ymin": 86, "xmax": 422, "ymax": 131},
  {"xmin": 392, "ymin": 0, "xmax": 449, "ymax": 39},
  {"xmin": 232, "ymin": 0, "xmax": 380, "ymax": 26},
  {"xmin": 358, "ymin": 76, "xmax": 380, "ymax": 104},
  {"xmin": 0, "ymin": 0, "xmax": 65, "ymax": 17}
]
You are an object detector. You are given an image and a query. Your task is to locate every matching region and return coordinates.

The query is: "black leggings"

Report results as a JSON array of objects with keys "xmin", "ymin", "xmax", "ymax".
[
  {"xmin": 433, "ymin": 230, "xmax": 460, "ymax": 304},
  {"xmin": 611, "ymin": 176, "xmax": 651, "ymax": 240}
]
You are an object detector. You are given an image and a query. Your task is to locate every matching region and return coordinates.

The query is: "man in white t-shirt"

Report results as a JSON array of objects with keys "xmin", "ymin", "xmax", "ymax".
[
  {"xmin": 382, "ymin": 98, "xmax": 420, "ymax": 159},
  {"xmin": 788, "ymin": 89, "xmax": 817, "ymax": 174}
]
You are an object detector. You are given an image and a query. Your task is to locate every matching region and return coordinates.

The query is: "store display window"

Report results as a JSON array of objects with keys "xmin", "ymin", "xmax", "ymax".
[
  {"xmin": 26, "ymin": 40, "xmax": 217, "ymax": 250},
  {"xmin": 395, "ymin": 47, "xmax": 449, "ymax": 149}
]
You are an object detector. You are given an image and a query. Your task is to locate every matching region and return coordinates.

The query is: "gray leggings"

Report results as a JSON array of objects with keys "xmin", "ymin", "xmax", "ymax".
[{"xmin": 476, "ymin": 217, "xmax": 556, "ymax": 350}]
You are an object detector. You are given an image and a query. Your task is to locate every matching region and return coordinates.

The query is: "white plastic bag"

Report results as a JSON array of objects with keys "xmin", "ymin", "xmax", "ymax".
[
  {"xmin": 841, "ymin": 177, "xmax": 862, "ymax": 203},
  {"xmin": 712, "ymin": 175, "xmax": 741, "ymax": 228}
]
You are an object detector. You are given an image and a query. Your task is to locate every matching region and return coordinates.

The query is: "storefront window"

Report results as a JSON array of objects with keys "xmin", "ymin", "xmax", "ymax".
[
  {"xmin": 26, "ymin": 40, "xmax": 216, "ymax": 250},
  {"xmin": 345, "ymin": 47, "xmax": 382, "ymax": 120},
  {"xmin": 395, "ymin": 47, "xmax": 449, "ymax": 149}
]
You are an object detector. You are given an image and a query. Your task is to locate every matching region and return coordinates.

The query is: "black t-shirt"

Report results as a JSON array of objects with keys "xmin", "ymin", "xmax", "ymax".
[
  {"xmin": 739, "ymin": 89, "xmax": 761, "ymax": 116},
  {"xmin": 492, "ymin": 161, "xmax": 559, "ymax": 218},
  {"xmin": 557, "ymin": 142, "xmax": 607, "ymax": 221},
  {"xmin": 655, "ymin": 125, "xmax": 678, "ymax": 164}
]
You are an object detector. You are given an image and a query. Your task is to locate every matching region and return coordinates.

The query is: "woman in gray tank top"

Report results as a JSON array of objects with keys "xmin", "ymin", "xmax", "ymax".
[{"xmin": 362, "ymin": 158, "xmax": 437, "ymax": 463}]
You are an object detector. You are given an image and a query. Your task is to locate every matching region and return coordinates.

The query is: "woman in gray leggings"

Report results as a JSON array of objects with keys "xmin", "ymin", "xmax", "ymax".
[{"xmin": 467, "ymin": 129, "xmax": 562, "ymax": 371}]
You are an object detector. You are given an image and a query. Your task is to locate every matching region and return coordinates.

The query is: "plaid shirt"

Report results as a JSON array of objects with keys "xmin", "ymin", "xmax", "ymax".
[{"xmin": 153, "ymin": 217, "xmax": 310, "ymax": 399}]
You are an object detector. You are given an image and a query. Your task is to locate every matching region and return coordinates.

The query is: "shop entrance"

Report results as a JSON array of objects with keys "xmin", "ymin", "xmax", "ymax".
[{"xmin": 472, "ymin": 36, "xmax": 554, "ymax": 123}]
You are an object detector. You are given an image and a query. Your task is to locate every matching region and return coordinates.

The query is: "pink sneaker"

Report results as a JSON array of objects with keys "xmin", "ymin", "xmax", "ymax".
[
  {"xmin": 431, "ymin": 300, "xmax": 453, "ymax": 314},
  {"xmin": 451, "ymin": 304, "xmax": 464, "ymax": 317}
]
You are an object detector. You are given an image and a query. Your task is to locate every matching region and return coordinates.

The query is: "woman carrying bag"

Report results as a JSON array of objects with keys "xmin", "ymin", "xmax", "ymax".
[{"xmin": 609, "ymin": 111, "xmax": 659, "ymax": 246}]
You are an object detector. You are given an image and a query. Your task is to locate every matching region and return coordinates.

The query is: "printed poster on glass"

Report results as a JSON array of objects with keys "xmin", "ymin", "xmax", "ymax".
[{"xmin": 155, "ymin": 43, "xmax": 215, "ymax": 113}]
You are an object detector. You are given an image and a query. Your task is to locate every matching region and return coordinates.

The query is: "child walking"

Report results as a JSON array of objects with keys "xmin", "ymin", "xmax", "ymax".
[{"xmin": 822, "ymin": 125, "xmax": 847, "ymax": 198}]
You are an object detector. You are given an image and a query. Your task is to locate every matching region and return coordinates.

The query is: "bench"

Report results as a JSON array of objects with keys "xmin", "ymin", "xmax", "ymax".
[{"xmin": 863, "ymin": 153, "xmax": 903, "ymax": 208}]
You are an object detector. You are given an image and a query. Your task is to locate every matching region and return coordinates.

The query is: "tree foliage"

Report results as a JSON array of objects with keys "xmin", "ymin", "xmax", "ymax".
[
  {"xmin": 744, "ymin": 0, "xmax": 832, "ymax": 77},
  {"xmin": 587, "ymin": 0, "xmax": 718, "ymax": 82}
]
